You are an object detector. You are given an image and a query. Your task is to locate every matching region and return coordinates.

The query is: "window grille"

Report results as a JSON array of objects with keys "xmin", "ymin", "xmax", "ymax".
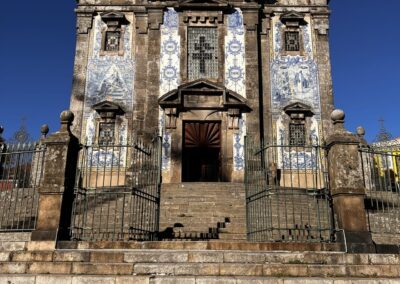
[
  {"xmin": 98, "ymin": 122, "xmax": 115, "ymax": 145},
  {"xmin": 285, "ymin": 31, "xmax": 300, "ymax": 52},
  {"xmin": 289, "ymin": 123, "xmax": 306, "ymax": 146},
  {"xmin": 188, "ymin": 28, "xmax": 218, "ymax": 80},
  {"xmin": 105, "ymin": 31, "xmax": 121, "ymax": 52}
]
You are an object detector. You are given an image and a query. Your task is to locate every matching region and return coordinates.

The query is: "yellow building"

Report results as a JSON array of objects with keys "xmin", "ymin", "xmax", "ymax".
[{"xmin": 372, "ymin": 138, "xmax": 400, "ymax": 191}]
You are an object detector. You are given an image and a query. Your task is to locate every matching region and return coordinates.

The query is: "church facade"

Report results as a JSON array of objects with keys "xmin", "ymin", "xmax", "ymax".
[{"xmin": 69, "ymin": 0, "xmax": 334, "ymax": 183}]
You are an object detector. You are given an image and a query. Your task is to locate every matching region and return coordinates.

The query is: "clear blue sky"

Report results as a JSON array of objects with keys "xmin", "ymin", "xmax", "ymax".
[{"xmin": 0, "ymin": 0, "xmax": 399, "ymax": 142}]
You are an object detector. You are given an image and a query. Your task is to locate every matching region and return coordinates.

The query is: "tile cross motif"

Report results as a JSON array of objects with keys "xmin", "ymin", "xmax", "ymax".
[{"xmin": 192, "ymin": 36, "xmax": 214, "ymax": 74}]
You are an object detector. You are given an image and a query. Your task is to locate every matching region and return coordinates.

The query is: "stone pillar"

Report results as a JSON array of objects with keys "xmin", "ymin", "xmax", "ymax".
[
  {"xmin": 69, "ymin": 12, "xmax": 93, "ymax": 138},
  {"xmin": 313, "ymin": 12, "xmax": 335, "ymax": 138},
  {"xmin": 242, "ymin": 6, "xmax": 261, "ymax": 138},
  {"xmin": 31, "ymin": 111, "xmax": 79, "ymax": 243},
  {"xmin": 326, "ymin": 109, "xmax": 375, "ymax": 253}
]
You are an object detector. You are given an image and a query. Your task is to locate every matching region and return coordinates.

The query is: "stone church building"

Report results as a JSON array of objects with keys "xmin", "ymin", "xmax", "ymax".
[{"xmin": 69, "ymin": 0, "xmax": 334, "ymax": 184}]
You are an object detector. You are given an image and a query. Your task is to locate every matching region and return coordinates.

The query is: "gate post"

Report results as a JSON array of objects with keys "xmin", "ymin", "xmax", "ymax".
[
  {"xmin": 31, "ymin": 111, "xmax": 79, "ymax": 244},
  {"xmin": 326, "ymin": 109, "xmax": 374, "ymax": 253}
]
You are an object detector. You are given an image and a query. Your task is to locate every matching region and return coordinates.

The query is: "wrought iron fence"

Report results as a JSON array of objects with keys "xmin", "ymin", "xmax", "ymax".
[
  {"xmin": 0, "ymin": 142, "xmax": 46, "ymax": 231},
  {"xmin": 360, "ymin": 143, "xmax": 400, "ymax": 237},
  {"xmin": 71, "ymin": 137, "xmax": 162, "ymax": 241},
  {"xmin": 245, "ymin": 138, "xmax": 334, "ymax": 243}
]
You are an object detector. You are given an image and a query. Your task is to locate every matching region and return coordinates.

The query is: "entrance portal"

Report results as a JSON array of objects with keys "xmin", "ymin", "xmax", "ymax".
[{"xmin": 182, "ymin": 121, "xmax": 221, "ymax": 182}]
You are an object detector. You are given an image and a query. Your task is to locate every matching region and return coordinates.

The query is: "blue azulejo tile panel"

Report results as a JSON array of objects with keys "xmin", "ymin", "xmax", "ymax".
[
  {"xmin": 225, "ymin": 8, "xmax": 246, "ymax": 98},
  {"xmin": 226, "ymin": 9, "xmax": 246, "ymax": 171},
  {"xmin": 84, "ymin": 15, "xmax": 135, "ymax": 118},
  {"xmin": 82, "ymin": 15, "xmax": 132, "ymax": 166},
  {"xmin": 270, "ymin": 56, "xmax": 320, "ymax": 113},
  {"xmin": 159, "ymin": 8, "xmax": 180, "ymax": 171},
  {"xmin": 271, "ymin": 16, "xmax": 323, "ymax": 169}
]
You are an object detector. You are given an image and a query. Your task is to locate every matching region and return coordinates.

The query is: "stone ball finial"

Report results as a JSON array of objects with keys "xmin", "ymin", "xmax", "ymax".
[
  {"xmin": 60, "ymin": 110, "xmax": 74, "ymax": 124},
  {"xmin": 40, "ymin": 124, "xmax": 49, "ymax": 137},
  {"xmin": 356, "ymin": 126, "xmax": 365, "ymax": 137},
  {"xmin": 331, "ymin": 109, "xmax": 345, "ymax": 123}
]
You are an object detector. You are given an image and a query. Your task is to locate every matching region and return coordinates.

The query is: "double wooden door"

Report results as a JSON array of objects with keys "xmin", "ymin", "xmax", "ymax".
[{"xmin": 182, "ymin": 121, "xmax": 221, "ymax": 182}]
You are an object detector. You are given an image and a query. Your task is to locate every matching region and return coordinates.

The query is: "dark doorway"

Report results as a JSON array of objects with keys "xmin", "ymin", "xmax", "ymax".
[{"xmin": 182, "ymin": 121, "xmax": 221, "ymax": 182}]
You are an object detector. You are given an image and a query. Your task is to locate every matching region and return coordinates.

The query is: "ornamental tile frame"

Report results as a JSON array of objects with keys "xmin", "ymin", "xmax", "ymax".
[
  {"xmin": 271, "ymin": 15, "xmax": 323, "ymax": 169},
  {"xmin": 159, "ymin": 8, "xmax": 180, "ymax": 171},
  {"xmin": 225, "ymin": 9, "xmax": 246, "ymax": 171}
]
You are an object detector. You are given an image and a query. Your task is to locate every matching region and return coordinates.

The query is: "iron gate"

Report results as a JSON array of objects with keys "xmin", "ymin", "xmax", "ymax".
[
  {"xmin": 245, "ymin": 138, "xmax": 335, "ymax": 242},
  {"xmin": 359, "ymin": 144, "xmax": 400, "ymax": 240},
  {"xmin": 0, "ymin": 142, "xmax": 46, "ymax": 231},
  {"xmin": 70, "ymin": 137, "xmax": 162, "ymax": 241}
]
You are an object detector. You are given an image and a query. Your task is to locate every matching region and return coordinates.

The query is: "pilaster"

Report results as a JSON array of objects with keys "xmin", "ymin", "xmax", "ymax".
[
  {"xmin": 69, "ymin": 13, "xmax": 93, "ymax": 138},
  {"xmin": 326, "ymin": 110, "xmax": 375, "ymax": 253},
  {"xmin": 31, "ymin": 111, "xmax": 79, "ymax": 243}
]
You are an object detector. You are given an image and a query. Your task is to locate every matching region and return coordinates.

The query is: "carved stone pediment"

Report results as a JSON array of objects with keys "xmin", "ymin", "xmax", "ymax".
[
  {"xmin": 101, "ymin": 12, "xmax": 129, "ymax": 27},
  {"xmin": 93, "ymin": 100, "xmax": 125, "ymax": 119},
  {"xmin": 283, "ymin": 102, "xmax": 314, "ymax": 116},
  {"xmin": 159, "ymin": 79, "xmax": 251, "ymax": 129},
  {"xmin": 280, "ymin": 11, "xmax": 307, "ymax": 26}
]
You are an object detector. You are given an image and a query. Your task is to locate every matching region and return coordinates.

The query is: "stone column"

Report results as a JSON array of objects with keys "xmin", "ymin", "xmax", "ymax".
[
  {"xmin": 313, "ymin": 13, "xmax": 335, "ymax": 138},
  {"xmin": 326, "ymin": 109, "xmax": 374, "ymax": 253},
  {"xmin": 242, "ymin": 6, "xmax": 261, "ymax": 138},
  {"xmin": 31, "ymin": 111, "xmax": 80, "ymax": 243}
]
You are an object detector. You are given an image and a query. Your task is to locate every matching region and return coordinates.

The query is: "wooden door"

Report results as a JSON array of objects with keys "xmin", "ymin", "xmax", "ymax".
[{"xmin": 182, "ymin": 122, "xmax": 221, "ymax": 182}]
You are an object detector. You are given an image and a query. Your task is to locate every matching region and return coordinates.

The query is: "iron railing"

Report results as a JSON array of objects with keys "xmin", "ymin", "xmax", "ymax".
[
  {"xmin": 71, "ymin": 137, "xmax": 162, "ymax": 241},
  {"xmin": 360, "ymin": 143, "xmax": 400, "ymax": 238},
  {"xmin": 245, "ymin": 138, "xmax": 334, "ymax": 243},
  {"xmin": 0, "ymin": 142, "xmax": 46, "ymax": 231}
]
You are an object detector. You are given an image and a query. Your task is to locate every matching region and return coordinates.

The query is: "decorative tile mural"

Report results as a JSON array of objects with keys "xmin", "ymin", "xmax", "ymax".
[
  {"xmin": 226, "ymin": 9, "xmax": 247, "ymax": 171},
  {"xmin": 82, "ymin": 15, "xmax": 133, "ymax": 165},
  {"xmin": 271, "ymin": 16, "xmax": 322, "ymax": 169},
  {"xmin": 271, "ymin": 20, "xmax": 320, "ymax": 117},
  {"xmin": 159, "ymin": 8, "xmax": 180, "ymax": 170}
]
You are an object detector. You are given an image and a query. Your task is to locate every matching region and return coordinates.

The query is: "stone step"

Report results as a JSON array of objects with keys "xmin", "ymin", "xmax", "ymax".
[
  {"xmin": 1, "ymin": 275, "xmax": 399, "ymax": 283},
  {"xmin": 5, "ymin": 249, "xmax": 400, "ymax": 266},
  {"xmin": 1, "ymin": 261, "xmax": 399, "ymax": 278}
]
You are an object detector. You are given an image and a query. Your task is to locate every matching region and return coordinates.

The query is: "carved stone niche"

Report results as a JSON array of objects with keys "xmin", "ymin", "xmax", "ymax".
[
  {"xmin": 158, "ymin": 79, "xmax": 251, "ymax": 130},
  {"xmin": 100, "ymin": 12, "xmax": 129, "ymax": 56}
]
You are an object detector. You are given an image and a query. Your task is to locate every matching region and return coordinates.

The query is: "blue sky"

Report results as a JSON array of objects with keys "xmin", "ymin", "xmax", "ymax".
[{"xmin": 0, "ymin": 0, "xmax": 398, "ymax": 142}]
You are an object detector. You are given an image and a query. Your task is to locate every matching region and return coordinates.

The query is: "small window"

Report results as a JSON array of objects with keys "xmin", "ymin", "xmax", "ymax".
[
  {"xmin": 104, "ymin": 31, "xmax": 121, "ymax": 52},
  {"xmin": 188, "ymin": 27, "xmax": 218, "ymax": 80},
  {"xmin": 98, "ymin": 122, "xmax": 115, "ymax": 146},
  {"xmin": 285, "ymin": 31, "xmax": 300, "ymax": 52},
  {"xmin": 289, "ymin": 123, "xmax": 306, "ymax": 146}
]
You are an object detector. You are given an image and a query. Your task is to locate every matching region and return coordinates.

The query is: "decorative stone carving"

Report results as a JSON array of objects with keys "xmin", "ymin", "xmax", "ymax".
[{"xmin": 77, "ymin": 13, "xmax": 93, "ymax": 34}]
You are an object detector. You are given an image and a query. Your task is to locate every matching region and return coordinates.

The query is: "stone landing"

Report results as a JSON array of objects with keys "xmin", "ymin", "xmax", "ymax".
[
  {"xmin": 159, "ymin": 183, "xmax": 247, "ymax": 241},
  {"xmin": 0, "ymin": 241, "xmax": 399, "ymax": 283}
]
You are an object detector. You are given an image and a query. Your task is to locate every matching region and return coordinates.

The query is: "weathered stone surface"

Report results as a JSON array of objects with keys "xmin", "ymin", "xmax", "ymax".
[
  {"xmin": 0, "ymin": 263, "xmax": 27, "ymax": 274},
  {"xmin": 36, "ymin": 275, "xmax": 73, "ymax": 284},
  {"xmin": 27, "ymin": 262, "xmax": 72, "ymax": 274},
  {"xmin": 53, "ymin": 251, "xmax": 90, "ymax": 262},
  {"xmin": 72, "ymin": 263, "xmax": 133, "ymax": 275},
  {"xmin": 71, "ymin": 276, "xmax": 116, "ymax": 284},
  {"xmin": 124, "ymin": 251, "xmax": 188, "ymax": 263}
]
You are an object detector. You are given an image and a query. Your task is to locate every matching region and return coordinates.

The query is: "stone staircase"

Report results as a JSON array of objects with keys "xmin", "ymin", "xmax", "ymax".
[
  {"xmin": 0, "ymin": 240, "xmax": 399, "ymax": 283},
  {"xmin": 159, "ymin": 183, "xmax": 247, "ymax": 241}
]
